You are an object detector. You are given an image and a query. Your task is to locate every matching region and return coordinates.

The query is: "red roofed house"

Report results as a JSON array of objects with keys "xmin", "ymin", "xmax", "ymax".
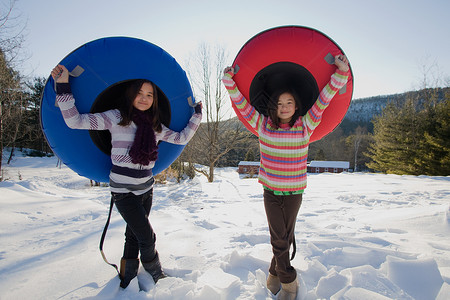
[
  {"xmin": 307, "ymin": 161, "xmax": 350, "ymax": 173},
  {"xmin": 238, "ymin": 161, "xmax": 260, "ymax": 175}
]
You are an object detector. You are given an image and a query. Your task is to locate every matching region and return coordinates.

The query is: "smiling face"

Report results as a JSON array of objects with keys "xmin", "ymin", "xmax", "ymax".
[
  {"xmin": 132, "ymin": 82, "xmax": 154, "ymax": 111},
  {"xmin": 276, "ymin": 92, "xmax": 298, "ymax": 124}
]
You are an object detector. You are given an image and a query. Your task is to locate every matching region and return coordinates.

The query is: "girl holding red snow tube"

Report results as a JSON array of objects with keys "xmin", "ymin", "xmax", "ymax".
[{"xmin": 222, "ymin": 55, "xmax": 349, "ymax": 299}]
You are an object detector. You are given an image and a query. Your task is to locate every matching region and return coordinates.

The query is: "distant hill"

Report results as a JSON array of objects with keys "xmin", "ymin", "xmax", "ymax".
[
  {"xmin": 344, "ymin": 87, "xmax": 449, "ymax": 123},
  {"xmin": 218, "ymin": 87, "xmax": 448, "ymax": 136}
]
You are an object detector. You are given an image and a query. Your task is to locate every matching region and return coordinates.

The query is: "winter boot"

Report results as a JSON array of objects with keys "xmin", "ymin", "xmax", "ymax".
[
  {"xmin": 267, "ymin": 273, "xmax": 281, "ymax": 295},
  {"xmin": 277, "ymin": 278, "xmax": 298, "ymax": 300},
  {"xmin": 119, "ymin": 258, "xmax": 139, "ymax": 289},
  {"xmin": 141, "ymin": 252, "xmax": 167, "ymax": 283}
]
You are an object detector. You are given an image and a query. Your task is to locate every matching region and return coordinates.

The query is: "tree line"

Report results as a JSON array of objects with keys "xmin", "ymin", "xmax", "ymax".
[
  {"xmin": 367, "ymin": 88, "xmax": 449, "ymax": 175},
  {"xmin": 211, "ymin": 86, "xmax": 449, "ymax": 176}
]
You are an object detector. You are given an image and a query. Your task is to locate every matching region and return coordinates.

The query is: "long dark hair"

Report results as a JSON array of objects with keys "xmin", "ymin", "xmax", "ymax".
[
  {"xmin": 118, "ymin": 79, "xmax": 162, "ymax": 132},
  {"xmin": 267, "ymin": 89, "xmax": 302, "ymax": 128}
]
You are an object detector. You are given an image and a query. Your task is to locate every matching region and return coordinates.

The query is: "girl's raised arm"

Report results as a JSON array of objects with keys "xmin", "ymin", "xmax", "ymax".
[
  {"xmin": 302, "ymin": 56, "xmax": 350, "ymax": 135},
  {"xmin": 222, "ymin": 66, "xmax": 264, "ymax": 132}
]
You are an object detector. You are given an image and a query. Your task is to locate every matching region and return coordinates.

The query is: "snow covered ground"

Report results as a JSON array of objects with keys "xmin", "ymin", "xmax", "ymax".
[{"xmin": 1, "ymin": 154, "xmax": 449, "ymax": 300}]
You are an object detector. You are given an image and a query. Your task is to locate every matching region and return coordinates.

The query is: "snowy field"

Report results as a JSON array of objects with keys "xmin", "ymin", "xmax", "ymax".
[{"xmin": 1, "ymin": 154, "xmax": 449, "ymax": 300}]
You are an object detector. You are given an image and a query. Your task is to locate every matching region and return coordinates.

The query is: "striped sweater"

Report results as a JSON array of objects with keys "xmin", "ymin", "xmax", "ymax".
[
  {"xmin": 56, "ymin": 85, "xmax": 202, "ymax": 195},
  {"xmin": 222, "ymin": 69, "xmax": 349, "ymax": 192}
]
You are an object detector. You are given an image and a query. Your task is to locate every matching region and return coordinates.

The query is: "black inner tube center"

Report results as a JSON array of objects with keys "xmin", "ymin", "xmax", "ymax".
[{"xmin": 249, "ymin": 62, "xmax": 319, "ymax": 116}]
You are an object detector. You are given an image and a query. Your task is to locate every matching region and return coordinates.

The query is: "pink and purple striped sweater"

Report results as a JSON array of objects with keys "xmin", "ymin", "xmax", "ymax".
[
  {"xmin": 222, "ymin": 69, "xmax": 349, "ymax": 192},
  {"xmin": 56, "ymin": 87, "xmax": 202, "ymax": 195}
]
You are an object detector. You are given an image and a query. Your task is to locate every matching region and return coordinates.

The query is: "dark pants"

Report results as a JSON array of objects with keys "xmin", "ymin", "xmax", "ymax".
[
  {"xmin": 263, "ymin": 189, "xmax": 302, "ymax": 284},
  {"xmin": 112, "ymin": 189, "xmax": 157, "ymax": 263}
]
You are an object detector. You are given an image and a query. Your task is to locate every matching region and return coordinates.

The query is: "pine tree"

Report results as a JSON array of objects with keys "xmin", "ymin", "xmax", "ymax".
[
  {"xmin": 415, "ymin": 90, "xmax": 450, "ymax": 175},
  {"xmin": 397, "ymin": 95, "xmax": 423, "ymax": 174},
  {"xmin": 366, "ymin": 97, "xmax": 422, "ymax": 175},
  {"xmin": 366, "ymin": 101, "xmax": 402, "ymax": 173},
  {"xmin": 367, "ymin": 88, "xmax": 449, "ymax": 175},
  {"xmin": 21, "ymin": 77, "xmax": 49, "ymax": 153}
]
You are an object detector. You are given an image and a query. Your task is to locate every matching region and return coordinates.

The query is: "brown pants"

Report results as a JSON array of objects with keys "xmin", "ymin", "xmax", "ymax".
[{"xmin": 263, "ymin": 189, "xmax": 302, "ymax": 284}]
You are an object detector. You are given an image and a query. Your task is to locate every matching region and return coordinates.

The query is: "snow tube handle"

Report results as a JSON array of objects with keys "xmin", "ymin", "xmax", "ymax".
[
  {"xmin": 324, "ymin": 53, "xmax": 335, "ymax": 65},
  {"xmin": 234, "ymin": 64, "xmax": 240, "ymax": 74},
  {"xmin": 54, "ymin": 65, "xmax": 85, "ymax": 106},
  {"xmin": 68, "ymin": 65, "xmax": 85, "ymax": 77},
  {"xmin": 324, "ymin": 53, "xmax": 347, "ymax": 95},
  {"xmin": 187, "ymin": 96, "xmax": 197, "ymax": 107}
]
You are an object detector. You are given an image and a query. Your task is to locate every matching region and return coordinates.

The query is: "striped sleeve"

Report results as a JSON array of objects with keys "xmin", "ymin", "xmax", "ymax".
[
  {"xmin": 56, "ymin": 93, "xmax": 119, "ymax": 130},
  {"xmin": 303, "ymin": 69, "xmax": 349, "ymax": 135},
  {"xmin": 222, "ymin": 72, "xmax": 264, "ymax": 132},
  {"xmin": 157, "ymin": 112, "xmax": 202, "ymax": 145}
]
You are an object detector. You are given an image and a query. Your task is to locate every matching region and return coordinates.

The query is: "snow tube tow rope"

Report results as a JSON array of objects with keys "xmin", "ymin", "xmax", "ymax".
[
  {"xmin": 40, "ymin": 37, "xmax": 196, "ymax": 183},
  {"xmin": 231, "ymin": 26, "xmax": 353, "ymax": 142},
  {"xmin": 99, "ymin": 197, "xmax": 120, "ymax": 277}
]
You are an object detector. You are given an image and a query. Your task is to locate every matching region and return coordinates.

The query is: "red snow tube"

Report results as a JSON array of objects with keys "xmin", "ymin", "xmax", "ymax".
[{"xmin": 231, "ymin": 26, "xmax": 353, "ymax": 142}]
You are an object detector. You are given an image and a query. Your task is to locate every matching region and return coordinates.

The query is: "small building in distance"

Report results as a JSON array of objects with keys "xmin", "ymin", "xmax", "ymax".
[
  {"xmin": 238, "ymin": 161, "xmax": 260, "ymax": 175},
  {"xmin": 307, "ymin": 161, "xmax": 350, "ymax": 173},
  {"xmin": 238, "ymin": 161, "xmax": 350, "ymax": 175}
]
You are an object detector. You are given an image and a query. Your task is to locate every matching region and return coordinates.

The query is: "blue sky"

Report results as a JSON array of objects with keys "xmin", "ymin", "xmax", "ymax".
[{"xmin": 13, "ymin": 0, "xmax": 450, "ymax": 99}]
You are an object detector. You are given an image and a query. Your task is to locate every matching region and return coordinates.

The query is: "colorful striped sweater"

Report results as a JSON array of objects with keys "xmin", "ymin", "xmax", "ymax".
[
  {"xmin": 56, "ymin": 84, "xmax": 202, "ymax": 195},
  {"xmin": 222, "ymin": 69, "xmax": 349, "ymax": 192}
]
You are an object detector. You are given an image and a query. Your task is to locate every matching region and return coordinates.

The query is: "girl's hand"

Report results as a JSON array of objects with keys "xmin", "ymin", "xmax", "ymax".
[
  {"xmin": 334, "ymin": 55, "xmax": 349, "ymax": 72},
  {"xmin": 51, "ymin": 65, "xmax": 69, "ymax": 83},
  {"xmin": 223, "ymin": 66, "xmax": 235, "ymax": 76},
  {"xmin": 194, "ymin": 102, "xmax": 202, "ymax": 114}
]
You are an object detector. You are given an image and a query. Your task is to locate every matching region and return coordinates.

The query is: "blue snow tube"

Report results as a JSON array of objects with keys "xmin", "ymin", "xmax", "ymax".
[{"xmin": 40, "ymin": 37, "xmax": 195, "ymax": 182}]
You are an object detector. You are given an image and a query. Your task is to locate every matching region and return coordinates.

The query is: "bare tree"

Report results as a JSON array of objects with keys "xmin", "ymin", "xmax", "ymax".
[
  {"xmin": 0, "ymin": 49, "xmax": 23, "ymax": 179},
  {"xmin": 416, "ymin": 55, "xmax": 446, "ymax": 91},
  {"xmin": 0, "ymin": 0, "xmax": 27, "ymax": 68},
  {"xmin": 184, "ymin": 43, "xmax": 251, "ymax": 182},
  {"xmin": 346, "ymin": 126, "xmax": 371, "ymax": 172},
  {"xmin": 0, "ymin": 0, "xmax": 27, "ymax": 180}
]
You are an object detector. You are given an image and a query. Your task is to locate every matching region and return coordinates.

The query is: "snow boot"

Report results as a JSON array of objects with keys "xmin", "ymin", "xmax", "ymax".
[
  {"xmin": 141, "ymin": 252, "xmax": 167, "ymax": 283},
  {"xmin": 267, "ymin": 273, "xmax": 281, "ymax": 295},
  {"xmin": 119, "ymin": 258, "xmax": 139, "ymax": 289},
  {"xmin": 277, "ymin": 278, "xmax": 298, "ymax": 300}
]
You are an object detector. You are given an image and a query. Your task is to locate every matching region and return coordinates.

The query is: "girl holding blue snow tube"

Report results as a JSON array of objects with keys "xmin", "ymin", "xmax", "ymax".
[{"xmin": 51, "ymin": 65, "xmax": 202, "ymax": 289}]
